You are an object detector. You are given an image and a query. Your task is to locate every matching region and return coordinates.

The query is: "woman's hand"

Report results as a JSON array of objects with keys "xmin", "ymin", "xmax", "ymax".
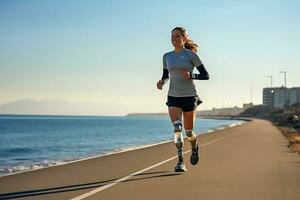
[
  {"xmin": 157, "ymin": 80, "xmax": 164, "ymax": 90},
  {"xmin": 181, "ymin": 70, "xmax": 191, "ymax": 80}
]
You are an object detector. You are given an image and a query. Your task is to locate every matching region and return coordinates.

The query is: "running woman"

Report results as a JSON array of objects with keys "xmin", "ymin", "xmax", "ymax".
[{"xmin": 157, "ymin": 27, "xmax": 209, "ymax": 172}]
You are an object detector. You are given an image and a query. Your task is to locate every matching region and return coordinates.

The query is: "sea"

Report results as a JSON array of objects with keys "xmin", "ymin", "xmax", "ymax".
[{"xmin": 0, "ymin": 115, "xmax": 244, "ymax": 176}]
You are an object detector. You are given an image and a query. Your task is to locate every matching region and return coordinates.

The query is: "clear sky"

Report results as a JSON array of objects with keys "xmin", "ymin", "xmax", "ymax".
[{"xmin": 0, "ymin": 0, "xmax": 299, "ymax": 115}]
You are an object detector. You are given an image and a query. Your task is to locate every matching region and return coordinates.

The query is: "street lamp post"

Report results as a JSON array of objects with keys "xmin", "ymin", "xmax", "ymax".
[
  {"xmin": 267, "ymin": 75, "xmax": 273, "ymax": 88},
  {"xmin": 280, "ymin": 71, "xmax": 287, "ymax": 107},
  {"xmin": 267, "ymin": 75, "xmax": 274, "ymax": 107}
]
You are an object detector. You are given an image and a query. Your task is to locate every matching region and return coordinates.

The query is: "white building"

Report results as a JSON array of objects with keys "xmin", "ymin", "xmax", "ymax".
[
  {"xmin": 263, "ymin": 87, "xmax": 300, "ymax": 108},
  {"xmin": 289, "ymin": 87, "xmax": 300, "ymax": 106}
]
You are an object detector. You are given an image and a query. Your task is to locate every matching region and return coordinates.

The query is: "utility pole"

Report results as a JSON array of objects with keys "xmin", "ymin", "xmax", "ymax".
[
  {"xmin": 250, "ymin": 86, "xmax": 253, "ymax": 103},
  {"xmin": 280, "ymin": 71, "xmax": 287, "ymax": 107}
]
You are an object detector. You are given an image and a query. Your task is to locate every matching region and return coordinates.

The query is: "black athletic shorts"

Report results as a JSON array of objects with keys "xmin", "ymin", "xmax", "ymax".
[{"xmin": 166, "ymin": 95, "xmax": 202, "ymax": 112}]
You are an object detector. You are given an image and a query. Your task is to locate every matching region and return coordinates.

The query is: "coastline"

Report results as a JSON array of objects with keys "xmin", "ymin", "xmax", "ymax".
[{"xmin": 0, "ymin": 119, "xmax": 246, "ymax": 178}]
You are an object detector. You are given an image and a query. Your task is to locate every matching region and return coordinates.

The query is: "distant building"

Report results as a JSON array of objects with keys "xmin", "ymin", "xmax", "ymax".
[
  {"xmin": 197, "ymin": 103, "xmax": 253, "ymax": 116},
  {"xmin": 289, "ymin": 87, "xmax": 300, "ymax": 106},
  {"xmin": 243, "ymin": 103, "xmax": 254, "ymax": 110},
  {"xmin": 263, "ymin": 87, "xmax": 300, "ymax": 108}
]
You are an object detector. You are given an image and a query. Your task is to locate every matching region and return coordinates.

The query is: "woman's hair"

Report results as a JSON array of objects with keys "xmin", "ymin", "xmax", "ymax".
[{"xmin": 172, "ymin": 27, "xmax": 198, "ymax": 52}]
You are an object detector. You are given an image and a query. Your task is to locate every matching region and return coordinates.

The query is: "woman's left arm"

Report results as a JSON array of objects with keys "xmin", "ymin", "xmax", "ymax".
[{"xmin": 190, "ymin": 64, "xmax": 209, "ymax": 80}]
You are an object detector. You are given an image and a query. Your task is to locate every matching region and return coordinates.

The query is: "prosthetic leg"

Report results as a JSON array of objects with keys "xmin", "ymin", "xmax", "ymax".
[{"xmin": 173, "ymin": 121, "xmax": 187, "ymax": 172}]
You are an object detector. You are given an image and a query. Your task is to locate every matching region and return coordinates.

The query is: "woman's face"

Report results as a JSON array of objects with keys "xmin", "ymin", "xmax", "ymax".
[{"xmin": 171, "ymin": 29, "xmax": 187, "ymax": 49}]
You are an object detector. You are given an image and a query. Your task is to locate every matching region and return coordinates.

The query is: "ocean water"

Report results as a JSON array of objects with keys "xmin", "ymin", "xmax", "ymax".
[{"xmin": 0, "ymin": 115, "xmax": 244, "ymax": 176}]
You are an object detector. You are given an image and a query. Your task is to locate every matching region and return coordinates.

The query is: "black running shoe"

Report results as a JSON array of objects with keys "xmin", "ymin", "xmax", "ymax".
[
  {"xmin": 174, "ymin": 160, "xmax": 187, "ymax": 172},
  {"xmin": 190, "ymin": 145, "xmax": 199, "ymax": 165}
]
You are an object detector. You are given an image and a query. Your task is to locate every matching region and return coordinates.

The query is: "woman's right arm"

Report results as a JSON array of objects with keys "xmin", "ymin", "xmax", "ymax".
[
  {"xmin": 157, "ymin": 54, "xmax": 169, "ymax": 90},
  {"xmin": 161, "ymin": 68, "xmax": 169, "ymax": 83},
  {"xmin": 157, "ymin": 68, "xmax": 169, "ymax": 90}
]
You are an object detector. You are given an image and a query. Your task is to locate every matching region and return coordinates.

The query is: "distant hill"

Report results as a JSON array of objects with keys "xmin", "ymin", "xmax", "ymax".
[
  {"xmin": 0, "ymin": 99, "xmax": 66, "ymax": 114},
  {"xmin": 239, "ymin": 104, "xmax": 300, "ymax": 127},
  {"xmin": 0, "ymin": 99, "xmax": 118, "ymax": 116}
]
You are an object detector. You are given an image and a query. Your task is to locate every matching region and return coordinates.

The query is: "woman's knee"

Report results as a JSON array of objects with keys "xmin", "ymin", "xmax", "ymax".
[{"xmin": 168, "ymin": 107, "xmax": 182, "ymax": 122}]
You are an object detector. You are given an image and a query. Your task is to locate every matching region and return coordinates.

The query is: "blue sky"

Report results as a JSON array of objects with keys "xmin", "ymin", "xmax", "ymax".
[{"xmin": 0, "ymin": 0, "xmax": 299, "ymax": 115}]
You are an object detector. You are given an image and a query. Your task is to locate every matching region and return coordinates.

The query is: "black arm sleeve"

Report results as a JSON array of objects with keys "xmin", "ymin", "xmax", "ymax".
[
  {"xmin": 161, "ymin": 68, "xmax": 169, "ymax": 81},
  {"xmin": 191, "ymin": 64, "xmax": 209, "ymax": 80}
]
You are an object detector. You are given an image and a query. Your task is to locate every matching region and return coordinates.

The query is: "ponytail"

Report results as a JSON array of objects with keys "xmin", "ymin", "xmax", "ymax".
[{"xmin": 184, "ymin": 38, "xmax": 198, "ymax": 52}]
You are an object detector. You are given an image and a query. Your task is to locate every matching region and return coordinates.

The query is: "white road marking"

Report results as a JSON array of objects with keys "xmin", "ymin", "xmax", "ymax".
[{"xmin": 70, "ymin": 134, "xmax": 234, "ymax": 200}]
